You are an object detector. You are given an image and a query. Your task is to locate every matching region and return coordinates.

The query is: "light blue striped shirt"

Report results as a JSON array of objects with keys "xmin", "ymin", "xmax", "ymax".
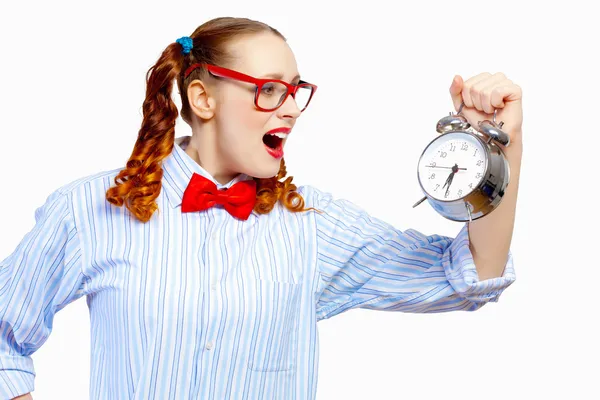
[{"xmin": 0, "ymin": 135, "xmax": 516, "ymax": 400}]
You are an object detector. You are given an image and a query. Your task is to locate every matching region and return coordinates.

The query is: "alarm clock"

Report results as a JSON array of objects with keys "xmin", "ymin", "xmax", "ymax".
[{"xmin": 412, "ymin": 103, "xmax": 511, "ymax": 222}]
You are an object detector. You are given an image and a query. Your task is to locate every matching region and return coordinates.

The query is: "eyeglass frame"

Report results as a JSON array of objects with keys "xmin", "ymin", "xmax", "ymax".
[{"xmin": 183, "ymin": 63, "xmax": 317, "ymax": 112}]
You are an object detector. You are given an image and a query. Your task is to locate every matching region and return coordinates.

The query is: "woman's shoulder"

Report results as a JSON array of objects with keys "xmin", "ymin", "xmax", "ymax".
[
  {"xmin": 295, "ymin": 184, "xmax": 331, "ymax": 202},
  {"xmin": 28, "ymin": 166, "xmax": 125, "ymax": 227},
  {"xmin": 34, "ymin": 166, "xmax": 125, "ymax": 219},
  {"xmin": 294, "ymin": 183, "xmax": 373, "ymax": 220},
  {"xmin": 296, "ymin": 183, "xmax": 349, "ymax": 208},
  {"xmin": 51, "ymin": 166, "xmax": 123, "ymax": 198}
]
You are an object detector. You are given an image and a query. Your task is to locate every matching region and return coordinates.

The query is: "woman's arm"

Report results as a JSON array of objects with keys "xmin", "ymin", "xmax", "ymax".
[
  {"xmin": 0, "ymin": 190, "xmax": 88, "ymax": 398},
  {"xmin": 448, "ymin": 72, "xmax": 524, "ymax": 281},
  {"xmin": 301, "ymin": 184, "xmax": 516, "ymax": 322},
  {"xmin": 468, "ymin": 140, "xmax": 522, "ymax": 280}
]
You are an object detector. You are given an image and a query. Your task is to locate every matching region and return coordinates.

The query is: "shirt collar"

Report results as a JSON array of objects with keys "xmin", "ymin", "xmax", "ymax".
[{"xmin": 161, "ymin": 135, "xmax": 255, "ymax": 210}]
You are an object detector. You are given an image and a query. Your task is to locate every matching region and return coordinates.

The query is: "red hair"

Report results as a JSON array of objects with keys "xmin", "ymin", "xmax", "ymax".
[{"xmin": 105, "ymin": 17, "xmax": 319, "ymax": 223}]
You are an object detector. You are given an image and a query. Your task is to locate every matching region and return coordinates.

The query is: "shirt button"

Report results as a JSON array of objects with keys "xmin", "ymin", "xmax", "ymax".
[{"xmin": 206, "ymin": 340, "xmax": 214, "ymax": 350}]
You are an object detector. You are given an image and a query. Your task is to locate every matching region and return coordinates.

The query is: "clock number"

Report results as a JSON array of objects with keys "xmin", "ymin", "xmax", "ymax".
[
  {"xmin": 440, "ymin": 151, "xmax": 447, "ymax": 158},
  {"xmin": 450, "ymin": 143, "xmax": 456, "ymax": 152},
  {"xmin": 473, "ymin": 148, "xmax": 478, "ymax": 157},
  {"xmin": 461, "ymin": 142, "xmax": 468, "ymax": 151},
  {"xmin": 475, "ymin": 172, "xmax": 482, "ymax": 178},
  {"xmin": 429, "ymin": 161, "xmax": 436, "ymax": 167},
  {"xmin": 457, "ymin": 189, "xmax": 463, "ymax": 197},
  {"xmin": 444, "ymin": 191, "xmax": 449, "ymax": 198},
  {"xmin": 429, "ymin": 173, "xmax": 435, "ymax": 179},
  {"xmin": 435, "ymin": 184, "xmax": 440, "ymax": 191},
  {"xmin": 476, "ymin": 160, "xmax": 483, "ymax": 166},
  {"xmin": 469, "ymin": 183, "xmax": 473, "ymax": 189}
]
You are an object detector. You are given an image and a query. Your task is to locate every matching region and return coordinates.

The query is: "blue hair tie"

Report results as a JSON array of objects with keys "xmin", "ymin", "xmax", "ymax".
[{"xmin": 176, "ymin": 36, "xmax": 193, "ymax": 55}]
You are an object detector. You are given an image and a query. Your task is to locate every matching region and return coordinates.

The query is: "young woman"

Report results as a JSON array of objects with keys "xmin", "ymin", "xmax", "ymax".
[{"xmin": 0, "ymin": 16, "xmax": 522, "ymax": 400}]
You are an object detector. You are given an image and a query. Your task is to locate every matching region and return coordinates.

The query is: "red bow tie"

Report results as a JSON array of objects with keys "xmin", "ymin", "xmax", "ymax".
[{"xmin": 181, "ymin": 173, "xmax": 257, "ymax": 220}]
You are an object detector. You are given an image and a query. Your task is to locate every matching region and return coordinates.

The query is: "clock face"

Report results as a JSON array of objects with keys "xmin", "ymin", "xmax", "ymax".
[{"xmin": 417, "ymin": 132, "xmax": 488, "ymax": 201}]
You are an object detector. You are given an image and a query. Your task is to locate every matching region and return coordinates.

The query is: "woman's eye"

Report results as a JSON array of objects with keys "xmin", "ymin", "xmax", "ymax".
[{"xmin": 261, "ymin": 84, "xmax": 275, "ymax": 95}]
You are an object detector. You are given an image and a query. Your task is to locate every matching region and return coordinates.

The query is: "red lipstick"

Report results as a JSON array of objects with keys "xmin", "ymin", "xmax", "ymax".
[
  {"xmin": 265, "ymin": 127, "xmax": 291, "ymax": 135},
  {"xmin": 263, "ymin": 127, "xmax": 291, "ymax": 159}
]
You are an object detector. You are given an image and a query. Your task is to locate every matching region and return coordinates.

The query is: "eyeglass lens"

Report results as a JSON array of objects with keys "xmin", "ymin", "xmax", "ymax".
[{"xmin": 257, "ymin": 82, "xmax": 312, "ymax": 110}]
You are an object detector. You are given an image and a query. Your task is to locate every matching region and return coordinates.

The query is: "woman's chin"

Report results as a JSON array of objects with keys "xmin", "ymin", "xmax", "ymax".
[{"xmin": 247, "ymin": 161, "xmax": 282, "ymax": 180}]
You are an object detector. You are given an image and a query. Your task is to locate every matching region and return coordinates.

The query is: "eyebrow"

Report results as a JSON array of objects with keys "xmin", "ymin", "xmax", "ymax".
[{"xmin": 262, "ymin": 72, "xmax": 301, "ymax": 82}]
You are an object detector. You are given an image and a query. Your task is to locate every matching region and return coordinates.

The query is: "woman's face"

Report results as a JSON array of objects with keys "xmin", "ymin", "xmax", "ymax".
[{"xmin": 193, "ymin": 32, "xmax": 304, "ymax": 182}]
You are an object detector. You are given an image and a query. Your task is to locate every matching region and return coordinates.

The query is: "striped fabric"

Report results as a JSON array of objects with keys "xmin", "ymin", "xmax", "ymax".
[{"xmin": 0, "ymin": 135, "xmax": 516, "ymax": 399}]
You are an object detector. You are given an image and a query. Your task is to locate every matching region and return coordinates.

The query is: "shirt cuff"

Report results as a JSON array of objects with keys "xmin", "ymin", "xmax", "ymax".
[
  {"xmin": 0, "ymin": 355, "xmax": 35, "ymax": 399},
  {"xmin": 442, "ymin": 223, "xmax": 516, "ymax": 303}
]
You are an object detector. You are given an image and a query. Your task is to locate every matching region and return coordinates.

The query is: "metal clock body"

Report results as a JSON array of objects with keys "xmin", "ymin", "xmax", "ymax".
[{"xmin": 413, "ymin": 105, "xmax": 511, "ymax": 222}]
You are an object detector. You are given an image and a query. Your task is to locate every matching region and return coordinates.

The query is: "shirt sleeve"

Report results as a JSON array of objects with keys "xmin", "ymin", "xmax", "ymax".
[
  {"xmin": 0, "ymin": 189, "xmax": 89, "ymax": 399},
  {"xmin": 304, "ymin": 186, "xmax": 516, "ymax": 322}
]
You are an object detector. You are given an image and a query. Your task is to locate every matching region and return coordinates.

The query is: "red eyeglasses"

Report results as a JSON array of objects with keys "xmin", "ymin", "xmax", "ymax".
[{"xmin": 183, "ymin": 63, "xmax": 317, "ymax": 112}]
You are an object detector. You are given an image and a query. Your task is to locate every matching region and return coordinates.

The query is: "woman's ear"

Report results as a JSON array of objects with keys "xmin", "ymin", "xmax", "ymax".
[{"xmin": 187, "ymin": 79, "xmax": 216, "ymax": 120}]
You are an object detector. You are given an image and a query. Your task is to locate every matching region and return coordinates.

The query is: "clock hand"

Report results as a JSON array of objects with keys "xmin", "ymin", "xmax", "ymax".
[
  {"xmin": 445, "ymin": 172, "xmax": 454, "ymax": 197},
  {"xmin": 442, "ymin": 171, "xmax": 453, "ymax": 189},
  {"xmin": 443, "ymin": 164, "xmax": 460, "ymax": 197},
  {"xmin": 426, "ymin": 165, "xmax": 467, "ymax": 170}
]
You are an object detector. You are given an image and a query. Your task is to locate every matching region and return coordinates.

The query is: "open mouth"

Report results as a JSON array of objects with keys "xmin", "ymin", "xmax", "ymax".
[
  {"xmin": 262, "ymin": 129, "xmax": 289, "ymax": 159},
  {"xmin": 262, "ymin": 133, "xmax": 284, "ymax": 150}
]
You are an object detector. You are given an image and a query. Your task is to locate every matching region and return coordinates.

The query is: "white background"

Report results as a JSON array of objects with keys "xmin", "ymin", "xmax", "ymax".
[{"xmin": 0, "ymin": 0, "xmax": 598, "ymax": 399}]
